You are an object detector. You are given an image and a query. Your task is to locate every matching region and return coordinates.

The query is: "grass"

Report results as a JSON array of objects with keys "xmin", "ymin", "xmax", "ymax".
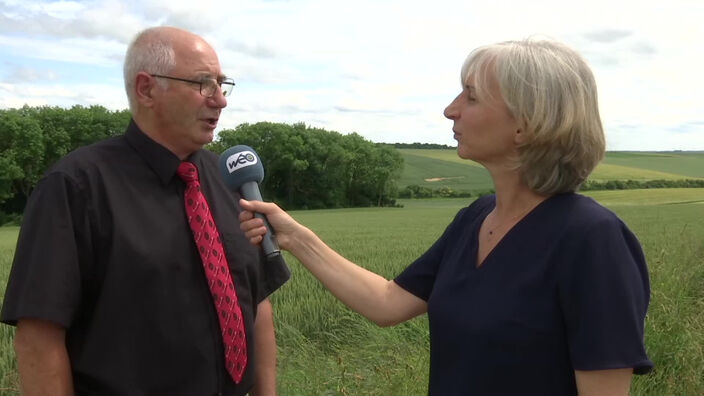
[
  {"xmin": 602, "ymin": 151, "xmax": 704, "ymax": 179},
  {"xmin": 0, "ymin": 227, "xmax": 18, "ymax": 395},
  {"xmin": 398, "ymin": 149, "xmax": 493, "ymax": 192},
  {"xmin": 0, "ymin": 190, "xmax": 703, "ymax": 394},
  {"xmin": 398, "ymin": 150, "xmax": 704, "ymax": 192},
  {"xmin": 589, "ymin": 163, "xmax": 692, "ymax": 181},
  {"xmin": 398, "ymin": 150, "xmax": 492, "ymax": 191}
]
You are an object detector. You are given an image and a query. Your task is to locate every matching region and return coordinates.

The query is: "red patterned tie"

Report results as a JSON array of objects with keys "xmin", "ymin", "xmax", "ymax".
[{"xmin": 177, "ymin": 161, "xmax": 247, "ymax": 383}]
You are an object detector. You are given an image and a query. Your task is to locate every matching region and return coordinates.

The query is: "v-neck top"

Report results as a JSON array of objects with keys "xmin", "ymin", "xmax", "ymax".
[{"xmin": 394, "ymin": 193, "xmax": 653, "ymax": 395}]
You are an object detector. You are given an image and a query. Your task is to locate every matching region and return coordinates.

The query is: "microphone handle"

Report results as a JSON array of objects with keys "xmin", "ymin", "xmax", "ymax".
[{"xmin": 239, "ymin": 181, "xmax": 281, "ymax": 258}]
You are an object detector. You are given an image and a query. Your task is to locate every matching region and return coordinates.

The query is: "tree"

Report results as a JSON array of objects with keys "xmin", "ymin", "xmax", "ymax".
[
  {"xmin": 0, "ymin": 108, "xmax": 45, "ymax": 204},
  {"xmin": 210, "ymin": 122, "xmax": 404, "ymax": 209},
  {"xmin": 0, "ymin": 105, "xmax": 131, "ymax": 214}
]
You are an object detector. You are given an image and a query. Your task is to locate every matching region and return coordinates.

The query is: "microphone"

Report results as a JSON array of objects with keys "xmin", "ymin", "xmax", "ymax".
[{"xmin": 219, "ymin": 145, "xmax": 281, "ymax": 258}]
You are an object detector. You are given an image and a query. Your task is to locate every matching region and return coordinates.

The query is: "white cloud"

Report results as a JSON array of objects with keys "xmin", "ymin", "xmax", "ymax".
[
  {"xmin": 0, "ymin": 81, "xmax": 127, "ymax": 110},
  {"xmin": 0, "ymin": 0, "xmax": 702, "ymax": 150}
]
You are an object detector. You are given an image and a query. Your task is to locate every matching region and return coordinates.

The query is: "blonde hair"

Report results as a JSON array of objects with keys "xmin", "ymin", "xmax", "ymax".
[{"xmin": 461, "ymin": 39, "xmax": 605, "ymax": 194}]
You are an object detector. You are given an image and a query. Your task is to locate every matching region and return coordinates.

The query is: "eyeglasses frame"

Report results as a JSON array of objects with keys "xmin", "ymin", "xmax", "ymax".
[{"xmin": 149, "ymin": 74, "xmax": 235, "ymax": 97}]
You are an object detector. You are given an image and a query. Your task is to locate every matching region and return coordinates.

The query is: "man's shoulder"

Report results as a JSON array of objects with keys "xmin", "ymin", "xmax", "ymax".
[
  {"xmin": 42, "ymin": 135, "xmax": 131, "ymax": 188},
  {"xmin": 198, "ymin": 148, "xmax": 219, "ymax": 164},
  {"xmin": 51, "ymin": 135, "xmax": 128, "ymax": 172},
  {"xmin": 194, "ymin": 148, "xmax": 223, "ymax": 178}
]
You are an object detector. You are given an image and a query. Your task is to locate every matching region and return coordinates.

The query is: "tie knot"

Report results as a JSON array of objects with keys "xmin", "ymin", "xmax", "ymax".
[{"xmin": 177, "ymin": 162, "xmax": 199, "ymax": 183}]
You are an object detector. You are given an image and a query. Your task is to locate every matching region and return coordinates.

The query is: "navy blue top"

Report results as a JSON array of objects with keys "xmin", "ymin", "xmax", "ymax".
[{"xmin": 394, "ymin": 193, "xmax": 653, "ymax": 395}]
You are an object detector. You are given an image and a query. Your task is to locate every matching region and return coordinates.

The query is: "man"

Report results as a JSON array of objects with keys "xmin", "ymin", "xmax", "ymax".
[{"xmin": 1, "ymin": 26, "xmax": 289, "ymax": 395}]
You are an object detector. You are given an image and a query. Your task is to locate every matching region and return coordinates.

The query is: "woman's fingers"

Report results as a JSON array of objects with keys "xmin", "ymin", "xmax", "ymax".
[
  {"xmin": 239, "ymin": 198, "xmax": 295, "ymax": 249},
  {"xmin": 239, "ymin": 208, "xmax": 254, "ymax": 222},
  {"xmin": 240, "ymin": 216, "xmax": 265, "ymax": 233},
  {"xmin": 240, "ymin": 198, "xmax": 268, "ymax": 213}
]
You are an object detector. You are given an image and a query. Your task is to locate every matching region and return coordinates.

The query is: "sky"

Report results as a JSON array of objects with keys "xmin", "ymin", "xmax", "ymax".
[{"xmin": 1, "ymin": 0, "xmax": 703, "ymax": 151}]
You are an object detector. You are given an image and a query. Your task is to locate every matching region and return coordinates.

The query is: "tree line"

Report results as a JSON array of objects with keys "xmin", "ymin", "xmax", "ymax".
[
  {"xmin": 0, "ymin": 106, "xmax": 403, "ymax": 221},
  {"xmin": 399, "ymin": 178, "xmax": 704, "ymax": 199},
  {"xmin": 0, "ymin": 105, "xmax": 131, "ymax": 219},
  {"xmin": 2, "ymin": 105, "xmax": 702, "ymax": 223},
  {"xmin": 390, "ymin": 142, "xmax": 455, "ymax": 149},
  {"xmin": 580, "ymin": 179, "xmax": 704, "ymax": 190},
  {"xmin": 209, "ymin": 122, "xmax": 403, "ymax": 209}
]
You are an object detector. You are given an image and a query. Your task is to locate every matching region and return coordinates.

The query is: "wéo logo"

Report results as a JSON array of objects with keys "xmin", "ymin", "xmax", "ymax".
[{"xmin": 225, "ymin": 150, "xmax": 258, "ymax": 173}]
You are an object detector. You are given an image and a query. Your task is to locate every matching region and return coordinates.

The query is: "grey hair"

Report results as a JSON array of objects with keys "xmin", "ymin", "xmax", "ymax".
[
  {"xmin": 461, "ymin": 38, "xmax": 605, "ymax": 194},
  {"xmin": 123, "ymin": 27, "xmax": 177, "ymax": 113}
]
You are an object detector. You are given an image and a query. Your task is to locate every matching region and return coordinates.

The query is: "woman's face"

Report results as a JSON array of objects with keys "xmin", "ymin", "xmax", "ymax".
[{"xmin": 443, "ymin": 71, "xmax": 520, "ymax": 165}]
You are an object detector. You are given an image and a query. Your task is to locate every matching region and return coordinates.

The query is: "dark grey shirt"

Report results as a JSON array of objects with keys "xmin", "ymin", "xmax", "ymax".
[{"xmin": 1, "ymin": 119, "xmax": 290, "ymax": 395}]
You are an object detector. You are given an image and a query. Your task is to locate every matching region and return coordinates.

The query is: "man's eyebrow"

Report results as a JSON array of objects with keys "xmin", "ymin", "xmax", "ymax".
[{"xmin": 194, "ymin": 72, "xmax": 227, "ymax": 80}]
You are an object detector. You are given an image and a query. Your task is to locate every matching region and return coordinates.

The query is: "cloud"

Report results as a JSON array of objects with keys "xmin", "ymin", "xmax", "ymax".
[
  {"xmin": 666, "ymin": 121, "xmax": 704, "ymax": 133},
  {"xmin": 631, "ymin": 41, "xmax": 656, "ymax": 55},
  {"xmin": 583, "ymin": 29, "xmax": 632, "ymax": 43},
  {"xmin": 221, "ymin": 39, "xmax": 281, "ymax": 59},
  {"xmin": 0, "ymin": 35, "xmax": 124, "ymax": 66},
  {"xmin": 1, "ymin": 0, "xmax": 703, "ymax": 150},
  {"xmin": 2, "ymin": 65, "xmax": 59, "ymax": 83},
  {"xmin": 333, "ymin": 106, "xmax": 417, "ymax": 116},
  {"xmin": 0, "ymin": 0, "xmax": 142, "ymax": 43},
  {"xmin": 0, "ymin": 81, "xmax": 128, "ymax": 109}
]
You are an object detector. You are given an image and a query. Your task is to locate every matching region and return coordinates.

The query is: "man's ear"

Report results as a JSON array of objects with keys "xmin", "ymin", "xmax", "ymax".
[{"xmin": 135, "ymin": 72, "xmax": 156, "ymax": 108}]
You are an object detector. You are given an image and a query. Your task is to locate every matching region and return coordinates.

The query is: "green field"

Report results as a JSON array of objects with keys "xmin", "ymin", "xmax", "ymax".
[
  {"xmin": 1, "ymin": 189, "xmax": 703, "ymax": 394},
  {"xmin": 602, "ymin": 151, "xmax": 704, "ymax": 179},
  {"xmin": 399, "ymin": 149, "xmax": 704, "ymax": 192}
]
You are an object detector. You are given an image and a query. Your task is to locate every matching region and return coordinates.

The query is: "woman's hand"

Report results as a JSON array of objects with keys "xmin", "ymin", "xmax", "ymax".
[
  {"xmin": 238, "ymin": 199, "xmax": 300, "ymax": 250},
  {"xmin": 238, "ymin": 198, "xmax": 427, "ymax": 326}
]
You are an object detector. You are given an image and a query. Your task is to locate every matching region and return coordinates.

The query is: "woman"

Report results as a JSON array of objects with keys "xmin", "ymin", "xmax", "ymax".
[{"xmin": 240, "ymin": 39, "xmax": 653, "ymax": 395}]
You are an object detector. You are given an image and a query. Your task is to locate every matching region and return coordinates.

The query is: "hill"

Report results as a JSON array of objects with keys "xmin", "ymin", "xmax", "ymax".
[{"xmin": 398, "ymin": 149, "xmax": 704, "ymax": 192}]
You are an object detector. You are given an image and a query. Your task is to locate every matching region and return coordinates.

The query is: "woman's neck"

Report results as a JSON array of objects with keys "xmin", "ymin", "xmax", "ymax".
[{"xmin": 490, "ymin": 169, "xmax": 550, "ymax": 221}]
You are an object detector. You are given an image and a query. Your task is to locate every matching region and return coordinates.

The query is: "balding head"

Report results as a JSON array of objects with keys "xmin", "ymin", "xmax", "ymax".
[{"xmin": 123, "ymin": 26, "xmax": 213, "ymax": 114}]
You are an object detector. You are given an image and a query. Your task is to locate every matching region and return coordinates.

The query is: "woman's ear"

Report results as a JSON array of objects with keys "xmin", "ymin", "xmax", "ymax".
[{"xmin": 514, "ymin": 127, "xmax": 526, "ymax": 145}]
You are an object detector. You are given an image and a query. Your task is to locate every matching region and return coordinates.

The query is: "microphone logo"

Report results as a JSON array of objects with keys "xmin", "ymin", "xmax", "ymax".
[{"xmin": 225, "ymin": 150, "xmax": 258, "ymax": 173}]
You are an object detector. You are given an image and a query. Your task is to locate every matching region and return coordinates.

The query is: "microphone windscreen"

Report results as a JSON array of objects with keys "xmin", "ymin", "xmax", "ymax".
[{"xmin": 218, "ymin": 145, "xmax": 265, "ymax": 191}]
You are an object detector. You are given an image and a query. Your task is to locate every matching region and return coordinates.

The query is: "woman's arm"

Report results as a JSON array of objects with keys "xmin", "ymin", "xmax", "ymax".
[{"xmin": 239, "ymin": 199, "xmax": 427, "ymax": 326}]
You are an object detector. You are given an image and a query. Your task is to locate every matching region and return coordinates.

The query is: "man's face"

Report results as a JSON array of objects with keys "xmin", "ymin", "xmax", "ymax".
[{"xmin": 152, "ymin": 34, "xmax": 228, "ymax": 158}]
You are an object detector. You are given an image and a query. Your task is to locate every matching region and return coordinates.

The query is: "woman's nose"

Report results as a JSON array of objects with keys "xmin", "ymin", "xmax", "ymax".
[{"xmin": 444, "ymin": 94, "xmax": 460, "ymax": 120}]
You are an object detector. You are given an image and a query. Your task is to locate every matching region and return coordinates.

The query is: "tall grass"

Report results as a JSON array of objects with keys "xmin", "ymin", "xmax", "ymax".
[
  {"xmin": 0, "ymin": 190, "xmax": 702, "ymax": 394},
  {"xmin": 608, "ymin": 203, "xmax": 704, "ymax": 395},
  {"xmin": 0, "ymin": 227, "xmax": 19, "ymax": 395}
]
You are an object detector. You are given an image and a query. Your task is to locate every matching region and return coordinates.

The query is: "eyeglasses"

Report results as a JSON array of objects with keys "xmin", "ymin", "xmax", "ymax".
[{"xmin": 150, "ymin": 74, "xmax": 235, "ymax": 97}]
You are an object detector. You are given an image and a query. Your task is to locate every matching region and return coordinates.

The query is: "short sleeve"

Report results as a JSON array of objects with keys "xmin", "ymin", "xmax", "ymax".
[
  {"xmin": 394, "ymin": 198, "xmax": 488, "ymax": 301},
  {"xmin": 256, "ymin": 253, "xmax": 291, "ymax": 302},
  {"xmin": 0, "ymin": 171, "xmax": 89, "ymax": 328},
  {"xmin": 558, "ymin": 215, "xmax": 653, "ymax": 374},
  {"xmin": 393, "ymin": 222, "xmax": 450, "ymax": 301}
]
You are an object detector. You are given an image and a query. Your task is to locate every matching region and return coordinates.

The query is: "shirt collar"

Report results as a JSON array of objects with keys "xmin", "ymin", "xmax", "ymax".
[{"xmin": 124, "ymin": 119, "xmax": 204, "ymax": 186}]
